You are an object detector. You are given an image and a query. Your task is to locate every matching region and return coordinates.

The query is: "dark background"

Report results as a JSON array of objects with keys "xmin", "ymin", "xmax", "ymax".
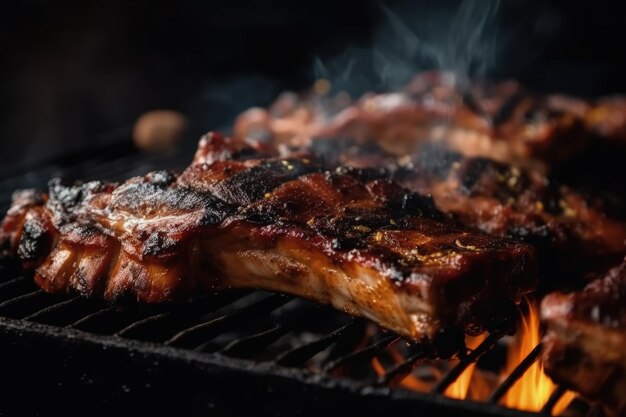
[{"xmin": 1, "ymin": 0, "xmax": 625, "ymax": 166}]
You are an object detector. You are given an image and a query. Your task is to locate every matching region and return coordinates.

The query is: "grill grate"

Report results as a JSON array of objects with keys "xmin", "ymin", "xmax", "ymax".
[
  {"xmin": 0, "ymin": 266, "xmax": 577, "ymax": 416},
  {"xmin": 0, "ymin": 137, "xmax": 588, "ymax": 416}
]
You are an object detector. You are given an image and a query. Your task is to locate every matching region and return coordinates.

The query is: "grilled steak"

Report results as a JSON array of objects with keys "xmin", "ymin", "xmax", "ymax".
[
  {"xmin": 0, "ymin": 132, "xmax": 537, "ymax": 344},
  {"xmin": 402, "ymin": 145, "xmax": 626, "ymax": 287},
  {"xmin": 234, "ymin": 71, "xmax": 590, "ymax": 172},
  {"xmin": 542, "ymin": 259, "xmax": 626, "ymax": 417},
  {"xmin": 286, "ymin": 137, "xmax": 626, "ymax": 287}
]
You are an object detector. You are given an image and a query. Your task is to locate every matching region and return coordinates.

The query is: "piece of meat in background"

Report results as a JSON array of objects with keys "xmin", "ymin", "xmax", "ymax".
[
  {"xmin": 3, "ymin": 0, "xmax": 626, "ymax": 167},
  {"xmin": 542, "ymin": 259, "xmax": 626, "ymax": 417}
]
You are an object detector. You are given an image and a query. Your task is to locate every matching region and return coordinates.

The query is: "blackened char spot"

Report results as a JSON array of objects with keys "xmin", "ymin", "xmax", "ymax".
[
  {"xmin": 211, "ymin": 159, "xmax": 319, "ymax": 206},
  {"xmin": 398, "ymin": 193, "xmax": 442, "ymax": 219},
  {"xmin": 48, "ymin": 178, "xmax": 107, "ymax": 208},
  {"xmin": 232, "ymin": 146, "xmax": 261, "ymax": 161},
  {"xmin": 491, "ymin": 92, "xmax": 525, "ymax": 126},
  {"xmin": 48, "ymin": 178, "xmax": 85, "ymax": 210},
  {"xmin": 47, "ymin": 178, "xmax": 110, "ymax": 226},
  {"xmin": 146, "ymin": 170, "xmax": 176, "ymax": 187},
  {"xmin": 242, "ymin": 210, "xmax": 278, "ymax": 225},
  {"xmin": 462, "ymin": 91, "xmax": 487, "ymax": 118},
  {"xmin": 143, "ymin": 232, "xmax": 179, "ymax": 257},
  {"xmin": 370, "ymin": 179, "xmax": 442, "ymax": 220},
  {"xmin": 17, "ymin": 217, "xmax": 53, "ymax": 263},
  {"xmin": 312, "ymin": 211, "xmax": 389, "ymax": 250},
  {"xmin": 111, "ymin": 182, "xmax": 233, "ymax": 226},
  {"xmin": 199, "ymin": 199, "xmax": 235, "ymax": 226},
  {"xmin": 457, "ymin": 158, "xmax": 492, "ymax": 194},
  {"xmin": 455, "ymin": 158, "xmax": 531, "ymax": 201},
  {"xmin": 73, "ymin": 266, "xmax": 89, "ymax": 292},
  {"xmin": 107, "ymin": 180, "xmax": 235, "ymax": 228},
  {"xmin": 334, "ymin": 165, "xmax": 389, "ymax": 182}
]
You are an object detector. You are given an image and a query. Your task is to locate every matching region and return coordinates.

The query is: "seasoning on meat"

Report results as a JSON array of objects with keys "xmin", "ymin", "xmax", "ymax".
[{"xmin": 0, "ymin": 132, "xmax": 537, "ymax": 346}]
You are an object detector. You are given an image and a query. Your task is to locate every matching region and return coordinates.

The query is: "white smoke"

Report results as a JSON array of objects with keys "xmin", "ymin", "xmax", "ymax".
[{"xmin": 313, "ymin": 0, "xmax": 560, "ymax": 95}]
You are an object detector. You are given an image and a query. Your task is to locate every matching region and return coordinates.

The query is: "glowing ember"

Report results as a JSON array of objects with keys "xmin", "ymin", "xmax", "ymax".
[{"xmin": 502, "ymin": 300, "xmax": 576, "ymax": 414}]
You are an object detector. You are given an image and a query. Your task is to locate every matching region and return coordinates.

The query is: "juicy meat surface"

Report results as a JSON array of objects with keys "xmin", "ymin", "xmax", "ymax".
[
  {"xmin": 0, "ymin": 133, "xmax": 537, "ymax": 343},
  {"xmin": 291, "ymin": 138, "xmax": 626, "ymax": 287},
  {"xmin": 401, "ymin": 146, "xmax": 626, "ymax": 286},
  {"xmin": 541, "ymin": 259, "xmax": 626, "ymax": 417},
  {"xmin": 234, "ymin": 71, "xmax": 592, "ymax": 172}
]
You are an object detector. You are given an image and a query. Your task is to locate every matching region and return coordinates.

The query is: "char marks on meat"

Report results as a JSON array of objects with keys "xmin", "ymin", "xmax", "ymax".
[
  {"xmin": 0, "ymin": 132, "xmax": 537, "ymax": 344},
  {"xmin": 402, "ymin": 145, "xmax": 626, "ymax": 286},
  {"xmin": 234, "ymin": 71, "xmax": 593, "ymax": 173},
  {"xmin": 284, "ymin": 136, "xmax": 626, "ymax": 287},
  {"xmin": 542, "ymin": 259, "xmax": 626, "ymax": 417}
]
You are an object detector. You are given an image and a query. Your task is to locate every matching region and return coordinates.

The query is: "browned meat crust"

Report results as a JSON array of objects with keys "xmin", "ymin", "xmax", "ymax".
[
  {"xmin": 286, "ymin": 137, "xmax": 626, "ymax": 287},
  {"xmin": 233, "ymin": 71, "xmax": 591, "ymax": 172},
  {"xmin": 0, "ymin": 133, "xmax": 537, "ymax": 343},
  {"xmin": 401, "ymin": 146, "xmax": 626, "ymax": 286},
  {"xmin": 541, "ymin": 260, "xmax": 626, "ymax": 417}
]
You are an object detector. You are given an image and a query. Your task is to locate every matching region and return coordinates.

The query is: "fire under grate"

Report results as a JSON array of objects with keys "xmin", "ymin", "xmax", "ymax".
[{"xmin": 0, "ymin": 138, "xmax": 594, "ymax": 417}]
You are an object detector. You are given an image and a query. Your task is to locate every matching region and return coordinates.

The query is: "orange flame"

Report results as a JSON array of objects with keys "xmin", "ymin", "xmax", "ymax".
[
  {"xmin": 370, "ymin": 300, "xmax": 577, "ymax": 414},
  {"xmin": 444, "ymin": 334, "xmax": 487, "ymax": 400},
  {"xmin": 371, "ymin": 357, "xmax": 386, "ymax": 376},
  {"xmin": 371, "ymin": 345, "xmax": 432, "ymax": 392},
  {"xmin": 502, "ymin": 300, "xmax": 576, "ymax": 414}
]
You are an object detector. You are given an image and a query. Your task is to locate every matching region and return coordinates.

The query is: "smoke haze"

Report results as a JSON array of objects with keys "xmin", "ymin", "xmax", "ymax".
[{"xmin": 313, "ymin": 0, "xmax": 562, "ymax": 95}]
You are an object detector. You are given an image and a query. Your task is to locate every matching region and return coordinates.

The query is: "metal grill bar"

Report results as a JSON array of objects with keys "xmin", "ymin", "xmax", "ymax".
[
  {"xmin": 377, "ymin": 347, "xmax": 429, "ymax": 386},
  {"xmin": 0, "ymin": 276, "xmax": 33, "ymax": 301},
  {"xmin": 166, "ymin": 294, "xmax": 291, "ymax": 349},
  {"xmin": 0, "ymin": 289, "xmax": 43, "ymax": 308},
  {"xmin": 323, "ymin": 334, "xmax": 399, "ymax": 373},
  {"xmin": 71, "ymin": 304, "xmax": 168, "ymax": 335},
  {"xmin": 0, "ymin": 135, "xmax": 135, "ymax": 181},
  {"xmin": 0, "ymin": 289, "xmax": 50, "ymax": 317},
  {"xmin": 221, "ymin": 324, "xmax": 292, "ymax": 357},
  {"xmin": 540, "ymin": 385, "xmax": 568, "ymax": 415},
  {"xmin": 0, "ymin": 133, "xmax": 598, "ymax": 417},
  {"xmin": 115, "ymin": 311, "xmax": 171, "ymax": 337},
  {"xmin": 0, "ymin": 276, "xmax": 26, "ymax": 290},
  {"xmin": 275, "ymin": 320, "xmax": 359, "ymax": 367},
  {"xmin": 23, "ymin": 296, "xmax": 83, "ymax": 321},
  {"xmin": 489, "ymin": 343, "xmax": 543, "ymax": 404},
  {"xmin": 70, "ymin": 306, "xmax": 116, "ymax": 329},
  {"xmin": 115, "ymin": 292, "xmax": 248, "ymax": 340},
  {"xmin": 0, "ymin": 265, "xmax": 587, "ymax": 417},
  {"xmin": 23, "ymin": 296, "xmax": 108, "ymax": 327},
  {"xmin": 431, "ymin": 332, "xmax": 502, "ymax": 394}
]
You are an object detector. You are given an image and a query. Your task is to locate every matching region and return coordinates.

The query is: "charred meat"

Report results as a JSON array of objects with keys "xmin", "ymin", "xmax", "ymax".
[
  {"xmin": 234, "ymin": 71, "xmax": 591, "ymax": 172},
  {"xmin": 0, "ymin": 133, "xmax": 537, "ymax": 343},
  {"xmin": 402, "ymin": 145, "xmax": 626, "ymax": 286},
  {"xmin": 542, "ymin": 259, "xmax": 626, "ymax": 417},
  {"xmin": 288, "ymin": 138, "xmax": 626, "ymax": 287}
]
